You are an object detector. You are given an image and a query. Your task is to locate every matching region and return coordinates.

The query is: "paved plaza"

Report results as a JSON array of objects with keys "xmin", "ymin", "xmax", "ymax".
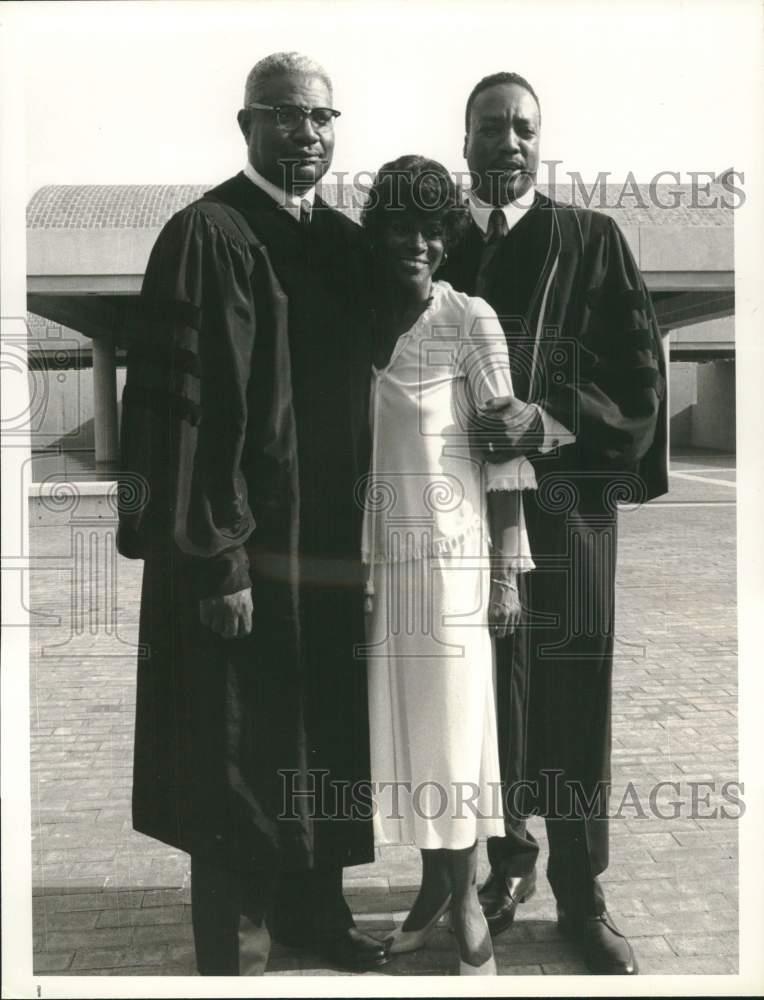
[{"xmin": 28, "ymin": 449, "xmax": 738, "ymax": 978}]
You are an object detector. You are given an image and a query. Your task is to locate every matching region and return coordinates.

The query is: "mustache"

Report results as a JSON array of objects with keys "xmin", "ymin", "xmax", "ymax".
[{"xmin": 279, "ymin": 152, "xmax": 326, "ymax": 159}]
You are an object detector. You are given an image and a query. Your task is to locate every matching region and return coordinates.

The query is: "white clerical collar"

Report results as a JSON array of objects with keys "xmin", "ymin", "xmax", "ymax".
[
  {"xmin": 243, "ymin": 161, "xmax": 316, "ymax": 223},
  {"xmin": 468, "ymin": 183, "xmax": 536, "ymax": 236}
]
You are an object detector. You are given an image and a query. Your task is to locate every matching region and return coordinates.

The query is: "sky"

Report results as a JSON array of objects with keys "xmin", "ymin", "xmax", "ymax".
[{"xmin": 13, "ymin": 0, "xmax": 759, "ymax": 197}]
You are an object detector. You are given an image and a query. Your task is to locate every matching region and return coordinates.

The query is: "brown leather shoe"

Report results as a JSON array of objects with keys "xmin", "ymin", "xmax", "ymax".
[
  {"xmin": 557, "ymin": 906, "xmax": 638, "ymax": 975},
  {"xmin": 478, "ymin": 869, "xmax": 537, "ymax": 937}
]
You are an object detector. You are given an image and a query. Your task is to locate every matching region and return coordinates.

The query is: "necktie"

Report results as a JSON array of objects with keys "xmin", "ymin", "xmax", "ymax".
[
  {"xmin": 476, "ymin": 208, "xmax": 508, "ymax": 296},
  {"xmin": 299, "ymin": 199, "xmax": 312, "ymax": 228}
]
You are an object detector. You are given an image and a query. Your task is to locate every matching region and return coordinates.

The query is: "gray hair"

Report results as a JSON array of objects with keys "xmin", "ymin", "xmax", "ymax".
[{"xmin": 243, "ymin": 52, "xmax": 332, "ymax": 106}]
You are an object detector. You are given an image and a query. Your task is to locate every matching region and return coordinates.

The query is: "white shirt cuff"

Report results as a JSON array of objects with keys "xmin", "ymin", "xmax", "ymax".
[{"xmin": 533, "ymin": 404, "xmax": 577, "ymax": 453}]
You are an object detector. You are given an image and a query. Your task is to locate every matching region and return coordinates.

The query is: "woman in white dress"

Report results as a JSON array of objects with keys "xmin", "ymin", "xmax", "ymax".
[{"xmin": 360, "ymin": 156, "xmax": 536, "ymax": 974}]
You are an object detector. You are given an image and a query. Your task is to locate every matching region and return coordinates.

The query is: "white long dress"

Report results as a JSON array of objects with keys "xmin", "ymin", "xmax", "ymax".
[{"xmin": 363, "ymin": 281, "xmax": 536, "ymax": 850}]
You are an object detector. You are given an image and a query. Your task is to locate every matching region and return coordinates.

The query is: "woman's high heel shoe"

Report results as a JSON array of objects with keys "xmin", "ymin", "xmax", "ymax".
[
  {"xmin": 454, "ymin": 909, "xmax": 497, "ymax": 975},
  {"xmin": 459, "ymin": 953, "xmax": 497, "ymax": 975},
  {"xmin": 385, "ymin": 894, "xmax": 452, "ymax": 954}
]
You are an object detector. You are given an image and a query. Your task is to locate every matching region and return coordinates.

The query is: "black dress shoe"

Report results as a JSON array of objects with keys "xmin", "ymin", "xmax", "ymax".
[
  {"xmin": 274, "ymin": 924, "xmax": 391, "ymax": 970},
  {"xmin": 478, "ymin": 869, "xmax": 537, "ymax": 937},
  {"xmin": 314, "ymin": 927, "xmax": 390, "ymax": 970},
  {"xmin": 557, "ymin": 906, "xmax": 638, "ymax": 975}
]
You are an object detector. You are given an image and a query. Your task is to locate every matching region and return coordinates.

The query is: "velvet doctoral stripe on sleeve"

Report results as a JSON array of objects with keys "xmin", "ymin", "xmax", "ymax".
[
  {"xmin": 118, "ymin": 204, "xmax": 259, "ymax": 597},
  {"xmin": 482, "ymin": 203, "xmax": 668, "ymax": 500},
  {"xmin": 545, "ymin": 214, "xmax": 666, "ymax": 470}
]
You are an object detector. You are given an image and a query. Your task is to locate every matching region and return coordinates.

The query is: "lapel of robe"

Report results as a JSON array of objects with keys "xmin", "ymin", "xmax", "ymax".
[
  {"xmin": 445, "ymin": 196, "xmax": 563, "ymax": 402},
  {"xmin": 523, "ymin": 196, "xmax": 563, "ymax": 404},
  {"xmin": 206, "ymin": 173, "xmax": 373, "ymax": 515},
  {"xmin": 479, "ymin": 195, "xmax": 562, "ymax": 403},
  {"xmin": 309, "ymin": 194, "xmax": 374, "ymax": 489},
  {"xmin": 209, "ymin": 172, "xmax": 305, "ymax": 256}
]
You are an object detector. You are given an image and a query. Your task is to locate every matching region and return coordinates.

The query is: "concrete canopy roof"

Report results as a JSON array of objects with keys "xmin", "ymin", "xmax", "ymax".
[
  {"xmin": 23, "ymin": 182, "xmax": 736, "ymax": 468},
  {"xmin": 27, "ymin": 181, "xmax": 734, "ymax": 296},
  {"xmin": 26, "ymin": 181, "xmax": 735, "ymax": 341},
  {"xmin": 27, "ymin": 181, "xmax": 734, "ymax": 230}
]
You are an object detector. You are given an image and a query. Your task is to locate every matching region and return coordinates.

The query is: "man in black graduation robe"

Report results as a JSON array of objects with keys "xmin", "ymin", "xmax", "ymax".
[
  {"xmin": 117, "ymin": 52, "xmax": 385, "ymax": 974},
  {"xmin": 442, "ymin": 72, "xmax": 668, "ymax": 975}
]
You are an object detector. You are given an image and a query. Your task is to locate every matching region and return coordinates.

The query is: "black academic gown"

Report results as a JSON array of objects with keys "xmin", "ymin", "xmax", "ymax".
[
  {"xmin": 442, "ymin": 193, "xmax": 667, "ymax": 911},
  {"xmin": 118, "ymin": 173, "xmax": 374, "ymax": 875}
]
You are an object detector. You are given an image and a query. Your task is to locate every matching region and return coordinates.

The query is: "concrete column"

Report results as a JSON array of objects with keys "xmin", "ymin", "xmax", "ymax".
[{"xmin": 92, "ymin": 337, "xmax": 119, "ymax": 465}]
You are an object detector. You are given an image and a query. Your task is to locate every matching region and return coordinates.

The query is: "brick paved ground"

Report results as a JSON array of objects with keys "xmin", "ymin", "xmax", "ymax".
[{"xmin": 28, "ymin": 448, "xmax": 738, "ymax": 978}]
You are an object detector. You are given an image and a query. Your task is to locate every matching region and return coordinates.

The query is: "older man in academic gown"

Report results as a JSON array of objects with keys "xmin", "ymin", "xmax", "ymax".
[
  {"xmin": 117, "ymin": 53, "xmax": 385, "ymax": 975},
  {"xmin": 442, "ymin": 72, "xmax": 668, "ymax": 975}
]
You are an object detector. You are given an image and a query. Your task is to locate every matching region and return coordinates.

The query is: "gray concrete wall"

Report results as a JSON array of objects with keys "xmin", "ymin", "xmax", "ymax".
[
  {"xmin": 640, "ymin": 226, "xmax": 733, "ymax": 275},
  {"xmin": 692, "ymin": 360, "xmax": 736, "ymax": 451},
  {"xmin": 669, "ymin": 361, "xmax": 697, "ymax": 448},
  {"xmin": 672, "ymin": 314, "xmax": 735, "ymax": 349},
  {"xmin": 27, "ymin": 222, "xmax": 734, "ymax": 295},
  {"xmin": 27, "ymin": 227, "xmax": 157, "ymax": 289},
  {"xmin": 26, "ymin": 360, "xmax": 735, "ymax": 460},
  {"xmin": 668, "ymin": 359, "xmax": 736, "ymax": 452},
  {"xmin": 27, "ymin": 367, "xmax": 126, "ymax": 451}
]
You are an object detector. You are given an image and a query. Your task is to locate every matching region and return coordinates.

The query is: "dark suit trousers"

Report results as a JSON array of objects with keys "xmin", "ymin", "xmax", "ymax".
[
  {"xmin": 272, "ymin": 866, "xmax": 355, "ymax": 937},
  {"xmin": 488, "ymin": 481, "xmax": 616, "ymax": 916},
  {"xmin": 191, "ymin": 858, "xmax": 353, "ymax": 974},
  {"xmin": 191, "ymin": 856, "xmax": 275, "ymax": 975}
]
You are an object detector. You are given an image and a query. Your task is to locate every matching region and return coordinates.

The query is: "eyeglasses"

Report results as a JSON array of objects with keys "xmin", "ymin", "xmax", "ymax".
[{"xmin": 245, "ymin": 102, "xmax": 341, "ymax": 131}]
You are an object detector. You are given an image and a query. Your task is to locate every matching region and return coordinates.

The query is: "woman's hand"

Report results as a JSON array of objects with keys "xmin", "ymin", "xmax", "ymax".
[{"xmin": 488, "ymin": 577, "xmax": 522, "ymax": 639}]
